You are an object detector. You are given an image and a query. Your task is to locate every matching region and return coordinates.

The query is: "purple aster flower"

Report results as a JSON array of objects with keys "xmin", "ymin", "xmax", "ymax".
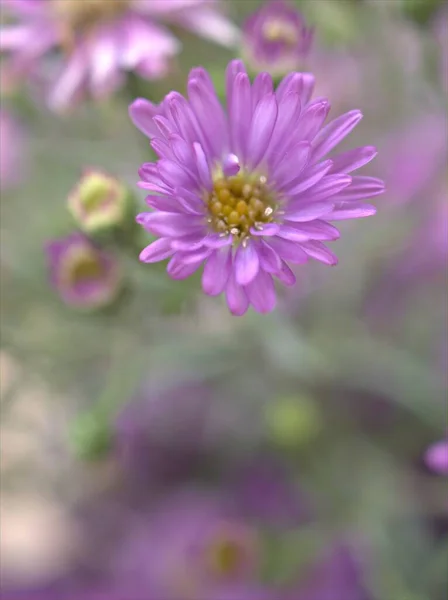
[
  {"xmin": 109, "ymin": 490, "xmax": 261, "ymax": 599},
  {"xmin": 0, "ymin": 0, "xmax": 239, "ymax": 111},
  {"xmin": 67, "ymin": 169, "xmax": 132, "ymax": 235},
  {"xmin": 425, "ymin": 438, "xmax": 448, "ymax": 475},
  {"xmin": 130, "ymin": 60, "xmax": 384, "ymax": 316},
  {"xmin": 45, "ymin": 233, "xmax": 122, "ymax": 309},
  {"xmin": 0, "ymin": 109, "xmax": 25, "ymax": 191},
  {"xmin": 241, "ymin": 0, "xmax": 314, "ymax": 77}
]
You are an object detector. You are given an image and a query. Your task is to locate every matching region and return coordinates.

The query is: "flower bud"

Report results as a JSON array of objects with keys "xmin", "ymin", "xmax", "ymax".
[
  {"xmin": 68, "ymin": 170, "xmax": 132, "ymax": 235},
  {"xmin": 266, "ymin": 394, "xmax": 322, "ymax": 447},
  {"xmin": 241, "ymin": 1, "xmax": 314, "ymax": 79},
  {"xmin": 45, "ymin": 233, "xmax": 122, "ymax": 310},
  {"xmin": 70, "ymin": 410, "xmax": 112, "ymax": 461}
]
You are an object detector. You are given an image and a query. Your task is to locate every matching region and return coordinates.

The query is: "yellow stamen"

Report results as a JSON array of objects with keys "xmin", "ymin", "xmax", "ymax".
[{"xmin": 207, "ymin": 173, "xmax": 276, "ymax": 241}]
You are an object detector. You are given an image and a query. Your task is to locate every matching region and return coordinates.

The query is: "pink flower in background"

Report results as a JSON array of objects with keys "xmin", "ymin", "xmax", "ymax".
[
  {"xmin": 378, "ymin": 112, "xmax": 447, "ymax": 205},
  {"xmin": 45, "ymin": 232, "xmax": 122, "ymax": 309},
  {"xmin": 0, "ymin": 0, "xmax": 239, "ymax": 111},
  {"xmin": 241, "ymin": 0, "xmax": 314, "ymax": 77},
  {"xmin": 131, "ymin": 60, "xmax": 384, "ymax": 316},
  {"xmin": 0, "ymin": 109, "xmax": 24, "ymax": 191},
  {"xmin": 425, "ymin": 439, "xmax": 448, "ymax": 475}
]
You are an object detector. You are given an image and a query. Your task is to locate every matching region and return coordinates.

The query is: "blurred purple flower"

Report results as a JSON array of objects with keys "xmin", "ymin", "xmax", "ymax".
[
  {"xmin": 425, "ymin": 438, "xmax": 448, "ymax": 475},
  {"xmin": 45, "ymin": 232, "xmax": 122, "ymax": 309},
  {"xmin": 131, "ymin": 60, "xmax": 384, "ymax": 316},
  {"xmin": 114, "ymin": 382, "xmax": 211, "ymax": 484},
  {"xmin": 108, "ymin": 490, "xmax": 261, "ymax": 599},
  {"xmin": 378, "ymin": 113, "xmax": 447, "ymax": 205},
  {"xmin": 0, "ymin": 109, "xmax": 25, "ymax": 191},
  {"xmin": 0, "ymin": 0, "xmax": 239, "ymax": 111},
  {"xmin": 241, "ymin": 0, "xmax": 314, "ymax": 77}
]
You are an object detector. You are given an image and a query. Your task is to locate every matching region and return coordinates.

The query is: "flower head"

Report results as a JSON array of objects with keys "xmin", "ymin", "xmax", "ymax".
[
  {"xmin": 242, "ymin": 1, "xmax": 314, "ymax": 77},
  {"xmin": 45, "ymin": 232, "xmax": 121, "ymax": 309},
  {"xmin": 68, "ymin": 170, "xmax": 132, "ymax": 234},
  {"xmin": 131, "ymin": 60, "xmax": 384, "ymax": 316},
  {"xmin": 111, "ymin": 491, "xmax": 261, "ymax": 599},
  {"xmin": 0, "ymin": 0, "xmax": 239, "ymax": 111}
]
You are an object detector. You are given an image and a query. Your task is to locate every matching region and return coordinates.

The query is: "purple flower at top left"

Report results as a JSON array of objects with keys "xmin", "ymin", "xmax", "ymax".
[{"xmin": 0, "ymin": 0, "xmax": 239, "ymax": 111}]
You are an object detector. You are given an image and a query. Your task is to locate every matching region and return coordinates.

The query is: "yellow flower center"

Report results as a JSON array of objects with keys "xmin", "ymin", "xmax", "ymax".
[
  {"xmin": 52, "ymin": 0, "xmax": 129, "ymax": 32},
  {"xmin": 262, "ymin": 20, "xmax": 299, "ymax": 46},
  {"xmin": 207, "ymin": 173, "xmax": 276, "ymax": 241},
  {"xmin": 208, "ymin": 537, "xmax": 246, "ymax": 576},
  {"xmin": 63, "ymin": 248, "xmax": 104, "ymax": 287}
]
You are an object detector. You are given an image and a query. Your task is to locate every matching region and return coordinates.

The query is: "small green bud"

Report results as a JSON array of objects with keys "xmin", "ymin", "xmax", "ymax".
[
  {"xmin": 69, "ymin": 411, "xmax": 112, "ymax": 461},
  {"xmin": 68, "ymin": 170, "xmax": 133, "ymax": 235},
  {"xmin": 266, "ymin": 395, "xmax": 322, "ymax": 447}
]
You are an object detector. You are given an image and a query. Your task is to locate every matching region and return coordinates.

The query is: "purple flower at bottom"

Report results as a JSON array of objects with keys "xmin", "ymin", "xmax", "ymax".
[
  {"xmin": 45, "ymin": 233, "xmax": 121, "ymax": 309},
  {"xmin": 110, "ymin": 491, "xmax": 261, "ymax": 599},
  {"xmin": 130, "ymin": 60, "xmax": 384, "ymax": 316},
  {"xmin": 425, "ymin": 439, "xmax": 448, "ymax": 475},
  {"xmin": 242, "ymin": 0, "xmax": 314, "ymax": 77}
]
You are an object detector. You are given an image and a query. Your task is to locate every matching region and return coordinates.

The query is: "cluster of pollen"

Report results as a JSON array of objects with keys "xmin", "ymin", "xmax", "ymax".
[
  {"xmin": 207, "ymin": 173, "xmax": 276, "ymax": 243},
  {"xmin": 52, "ymin": 0, "xmax": 129, "ymax": 32}
]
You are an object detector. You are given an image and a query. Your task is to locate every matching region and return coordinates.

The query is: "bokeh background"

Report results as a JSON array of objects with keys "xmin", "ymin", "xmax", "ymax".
[{"xmin": 0, "ymin": 1, "xmax": 447, "ymax": 599}]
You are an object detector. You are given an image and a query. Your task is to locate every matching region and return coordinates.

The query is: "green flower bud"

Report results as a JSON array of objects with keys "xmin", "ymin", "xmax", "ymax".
[
  {"xmin": 68, "ymin": 170, "xmax": 133, "ymax": 235},
  {"xmin": 266, "ymin": 395, "xmax": 322, "ymax": 447}
]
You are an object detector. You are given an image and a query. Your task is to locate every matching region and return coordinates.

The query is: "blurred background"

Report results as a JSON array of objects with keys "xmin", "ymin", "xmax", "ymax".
[{"xmin": 0, "ymin": 1, "xmax": 447, "ymax": 599}]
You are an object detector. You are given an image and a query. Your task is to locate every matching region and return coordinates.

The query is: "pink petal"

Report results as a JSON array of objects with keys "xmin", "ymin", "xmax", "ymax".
[
  {"xmin": 285, "ymin": 159, "xmax": 333, "ymax": 196},
  {"xmin": 136, "ymin": 212, "xmax": 202, "ymax": 237},
  {"xmin": 229, "ymin": 72, "xmax": 251, "ymax": 163},
  {"xmin": 332, "ymin": 176, "xmax": 385, "ymax": 202},
  {"xmin": 226, "ymin": 272, "xmax": 250, "ymax": 316},
  {"xmin": 258, "ymin": 241, "xmax": 282, "ymax": 273},
  {"xmin": 300, "ymin": 241, "xmax": 338, "ymax": 265},
  {"xmin": 297, "ymin": 100, "xmax": 330, "ymax": 142},
  {"xmin": 245, "ymin": 270, "xmax": 277, "ymax": 314},
  {"xmin": 311, "ymin": 110, "xmax": 363, "ymax": 162},
  {"xmin": 249, "ymin": 223, "xmax": 280, "ymax": 237},
  {"xmin": 289, "ymin": 174, "xmax": 352, "ymax": 204},
  {"xmin": 266, "ymin": 237, "xmax": 309, "ymax": 264},
  {"xmin": 167, "ymin": 255, "xmax": 202, "ymax": 280},
  {"xmin": 247, "ymin": 93, "xmax": 278, "ymax": 169},
  {"xmin": 329, "ymin": 146, "xmax": 378, "ymax": 174},
  {"xmin": 234, "ymin": 242, "xmax": 260, "ymax": 286},
  {"xmin": 202, "ymin": 246, "xmax": 232, "ymax": 296},
  {"xmin": 193, "ymin": 142, "xmax": 212, "ymax": 190},
  {"xmin": 276, "ymin": 262, "xmax": 296, "ymax": 286},
  {"xmin": 284, "ymin": 201, "xmax": 335, "ymax": 222},
  {"xmin": 139, "ymin": 238, "xmax": 174, "ymax": 263},
  {"xmin": 285, "ymin": 220, "xmax": 340, "ymax": 240},
  {"xmin": 328, "ymin": 203, "xmax": 377, "ymax": 220}
]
